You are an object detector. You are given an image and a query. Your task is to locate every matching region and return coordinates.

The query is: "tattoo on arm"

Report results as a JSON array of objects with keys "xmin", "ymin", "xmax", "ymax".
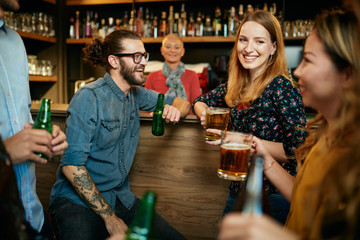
[{"xmin": 69, "ymin": 166, "xmax": 113, "ymax": 217}]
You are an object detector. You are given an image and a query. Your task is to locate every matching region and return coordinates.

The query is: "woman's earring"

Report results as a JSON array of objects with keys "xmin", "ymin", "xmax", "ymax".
[{"xmin": 114, "ymin": 66, "xmax": 118, "ymax": 69}]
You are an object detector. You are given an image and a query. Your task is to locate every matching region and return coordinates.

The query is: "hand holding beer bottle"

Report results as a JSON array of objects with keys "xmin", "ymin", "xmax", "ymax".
[
  {"xmin": 33, "ymin": 98, "xmax": 53, "ymax": 160},
  {"xmin": 152, "ymin": 94, "xmax": 165, "ymax": 136}
]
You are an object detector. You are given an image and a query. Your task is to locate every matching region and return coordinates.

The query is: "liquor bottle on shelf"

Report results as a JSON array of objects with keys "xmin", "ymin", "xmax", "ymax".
[
  {"xmin": 75, "ymin": 10, "xmax": 80, "ymax": 39},
  {"xmin": 128, "ymin": 10, "xmax": 135, "ymax": 32},
  {"xmin": 152, "ymin": 15, "xmax": 158, "ymax": 38},
  {"xmin": 195, "ymin": 12, "xmax": 203, "ymax": 37},
  {"xmin": 228, "ymin": 6, "xmax": 237, "ymax": 37},
  {"xmin": 152, "ymin": 93, "xmax": 165, "ymax": 136},
  {"xmin": 125, "ymin": 191, "xmax": 157, "ymax": 240},
  {"xmin": 98, "ymin": 18, "xmax": 107, "ymax": 39},
  {"xmin": 122, "ymin": 11, "xmax": 129, "ymax": 31},
  {"xmin": 85, "ymin": 11, "xmax": 92, "ymax": 38},
  {"xmin": 238, "ymin": 4, "xmax": 244, "ymax": 25},
  {"xmin": 247, "ymin": 4, "xmax": 254, "ymax": 15},
  {"xmin": 159, "ymin": 11, "xmax": 167, "ymax": 37},
  {"xmin": 115, "ymin": 18, "xmax": 121, "ymax": 31},
  {"xmin": 179, "ymin": 3, "xmax": 187, "ymax": 37},
  {"xmin": 33, "ymin": 98, "xmax": 53, "ymax": 161},
  {"xmin": 213, "ymin": 7, "xmax": 222, "ymax": 36},
  {"xmin": 92, "ymin": 11, "xmax": 98, "ymax": 37},
  {"xmin": 187, "ymin": 13, "xmax": 195, "ymax": 37},
  {"xmin": 135, "ymin": 7, "xmax": 144, "ymax": 36},
  {"xmin": 168, "ymin": 5, "xmax": 174, "ymax": 34},
  {"xmin": 222, "ymin": 9, "xmax": 228, "ymax": 37},
  {"xmin": 173, "ymin": 12, "xmax": 179, "ymax": 34},
  {"xmin": 143, "ymin": 8, "xmax": 152, "ymax": 37},
  {"xmin": 204, "ymin": 15, "xmax": 213, "ymax": 36},
  {"xmin": 263, "ymin": 2, "xmax": 269, "ymax": 12},
  {"xmin": 107, "ymin": 17, "xmax": 115, "ymax": 35},
  {"xmin": 69, "ymin": 17, "xmax": 75, "ymax": 38}
]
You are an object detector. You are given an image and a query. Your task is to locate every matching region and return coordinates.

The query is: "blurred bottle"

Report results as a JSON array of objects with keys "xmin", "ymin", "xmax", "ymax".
[
  {"xmin": 143, "ymin": 8, "xmax": 152, "ymax": 37},
  {"xmin": 159, "ymin": 11, "xmax": 167, "ymax": 37},
  {"xmin": 213, "ymin": 7, "xmax": 222, "ymax": 36},
  {"xmin": 107, "ymin": 17, "xmax": 115, "ymax": 35},
  {"xmin": 242, "ymin": 155, "xmax": 264, "ymax": 215},
  {"xmin": 179, "ymin": 3, "xmax": 187, "ymax": 37},
  {"xmin": 187, "ymin": 13, "xmax": 195, "ymax": 37},
  {"xmin": 75, "ymin": 10, "xmax": 80, "ymax": 39},
  {"xmin": 33, "ymin": 98, "xmax": 53, "ymax": 160},
  {"xmin": 122, "ymin": 11, "xmax": 129, "ymax": 31},
  {"xmin": 263, "ymin": 2, "xmax": 269, "ymax": 12},
  {"xmin": 114, "ymin": 18, "xmax": 121, "ymax": 31},
  {"xmin": 237, "ymin": 4, "xmax": 244, "ymax": 26},
  {"xmin": 228, "ymin": 6, "xmax": 237, "ymax": 36},
  {"xmin": 125, "ymin": 191, "xmax": 157, "ymax": 240},
  {"xmin": 135, "ymin": 7, "xmax": 144, "ymax": 36},
  {"xmin": 85, "ymin": 11, "xmax": 92, "ymax": 38},
  {"xmin": 152, "ymin": 94, "xmax": 165, "ymax": 136},
  {"xmin": 69, "ymin": 17, "xmax": 75, "ymax": 38},
  {"xmin": 222, "ymin": 9, "xmax": 228, "ymax": 37},
  {"xmin": 195, "ymin": 12, "xmax": 203, "ymax": 37},
  {"xmin": 173, "ymin": 12, "xmax": 179, "ymax": 34},
  {"xmin": 92, "ymin": 11, "xmax": 98, "ymax": 37},
  {"xmin": 203, "ymin": 15, "xmax": 213, "ymax": 36},
  {"xmin": 152, "ymin": 15, "xmax": 158, "ymax": 38},
  {"xmin": 168, "ymin": 5, "xmax": 174, "ymax": 34},
  {"xmin": 129, "ymin": 10, "xmax": 135, "ymax": 32},
  {"xmin": 98, "ymin": 18, "xmax": 107, "ymax": 38}
]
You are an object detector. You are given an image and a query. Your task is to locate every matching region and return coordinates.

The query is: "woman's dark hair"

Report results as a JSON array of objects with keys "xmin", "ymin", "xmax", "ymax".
[{"xmin": 82, "ymin": 30, "xmax": 141, "ymax": 71}]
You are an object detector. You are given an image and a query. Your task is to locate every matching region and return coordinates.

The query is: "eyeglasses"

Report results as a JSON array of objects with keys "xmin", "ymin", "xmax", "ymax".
[{"xmin": 112, "ymin": 52, "xmax": 150, "ymax": 64}]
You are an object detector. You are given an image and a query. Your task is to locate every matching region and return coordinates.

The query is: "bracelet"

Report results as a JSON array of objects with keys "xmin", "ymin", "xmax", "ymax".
[{"xmin": 264, "ymin": 160, "xmax": 275, "ymax": 171}]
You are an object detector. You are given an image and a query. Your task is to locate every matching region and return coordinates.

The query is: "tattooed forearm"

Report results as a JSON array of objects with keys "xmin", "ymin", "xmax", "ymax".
[
  {"xmin": 62, "ymin": 165, "xmax": 114, "ymax": 218},
  {"xmin": 73, "ymin": 166, "xmax": 93, "ymax": 191},
  {"xmin": 94, "ymin": 205, "xmax": 113, "ymax": 216}
]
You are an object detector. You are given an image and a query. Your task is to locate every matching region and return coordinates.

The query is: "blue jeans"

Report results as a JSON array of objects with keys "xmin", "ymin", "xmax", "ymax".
[
  {"xmin": 223, "ymin": 192, "xmax": 290, "ymax": 225},
  {"xmin": 49, "ymin": 197, "xmax": 186, "ymax": 240}
]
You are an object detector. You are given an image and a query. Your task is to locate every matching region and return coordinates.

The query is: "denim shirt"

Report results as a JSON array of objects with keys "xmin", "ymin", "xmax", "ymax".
[
  {"xmin": 50, "ymin": 72, "xmax": 174, "ymax": 210},
  {"xmin": 0, "ymin": 20, "xmax": 44, "ymax": 232}
]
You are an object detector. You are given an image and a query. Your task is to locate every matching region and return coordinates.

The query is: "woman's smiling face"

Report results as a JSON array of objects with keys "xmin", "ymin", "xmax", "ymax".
[
  {"xmin": 237, "ymin": 21, "xmax": 276, "ymax": 80},
  {"xmin": 294, "ymin": 30, "xmax": 346, "ymax": 115}
]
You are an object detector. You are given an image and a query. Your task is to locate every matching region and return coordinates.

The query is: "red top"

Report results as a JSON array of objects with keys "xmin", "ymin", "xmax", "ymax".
[{"xmin": 145, "ymin": 69, "xmax": 201, "ymax": 114}]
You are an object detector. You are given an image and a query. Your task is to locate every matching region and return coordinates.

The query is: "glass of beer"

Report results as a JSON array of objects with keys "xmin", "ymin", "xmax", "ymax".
[
  {"xmin": 205, "ymin": 107, "xmax": 230, "ymax": 141},
  {"xmin": 218, "ymin": 131, "xmax": 253, "ymax": 181}
]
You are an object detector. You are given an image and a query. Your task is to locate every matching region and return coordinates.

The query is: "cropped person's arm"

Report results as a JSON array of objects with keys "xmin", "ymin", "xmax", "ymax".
[
  {"xmin": 253, "ymin": 137, "xmax": 295, "ymax": 201},
  {"xmin": 62, "ymin": 165, "xmax": 128, "ymax": 235},
  {"xmin": 193, "ymin": 101, "xmax": 208, "ymax": 119},
  {"xmin": 172, "ymin": 97, "xmax": 190, "ymax": 118},
  {"xmin": 261, "ymin": 140, "xmax": 288, "ymax": 163}
]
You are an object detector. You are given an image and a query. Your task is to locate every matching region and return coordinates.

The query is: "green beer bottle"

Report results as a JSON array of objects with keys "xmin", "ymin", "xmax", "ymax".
[
  {"xmin": 152, "ymin": 93, "xmax": 165, "ymax": 136},
  {"xmin": 125, "ymin": 190, "xmax": 157, "ymax": 240},
  {"xmin": 33, "ymin": 98, "xmax": 53, "ymax": 160}
]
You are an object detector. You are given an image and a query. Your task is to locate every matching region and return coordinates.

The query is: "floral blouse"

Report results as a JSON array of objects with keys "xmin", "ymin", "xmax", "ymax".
[{"xmin": 192, "ymin": 75, "xmax": 307, "ymax": 195}]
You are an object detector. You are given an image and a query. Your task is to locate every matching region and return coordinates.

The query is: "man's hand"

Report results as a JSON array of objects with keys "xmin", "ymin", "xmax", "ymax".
[
  {"xmin": 51, "ymin": 124, "xmax": 68, "ymax": 155},
  {"xmin": 103, "ymin": 214, "xmax": 128, "ymax": 236},
  {"xmin": 4, "ymin": 124, "xmax": 53, "ymax": 164}
]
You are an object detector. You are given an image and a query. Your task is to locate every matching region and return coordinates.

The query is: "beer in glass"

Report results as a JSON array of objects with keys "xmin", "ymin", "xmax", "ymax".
[
  {"xmin": 218, "ymin": 131, "xmax": 252, "ymax": 181},
  {"xmin": 205, "ymin": 107, "xmax": 230, "ymax": 141}
]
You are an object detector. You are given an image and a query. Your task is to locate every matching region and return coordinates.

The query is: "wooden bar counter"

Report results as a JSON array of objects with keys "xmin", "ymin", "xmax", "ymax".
[{"xmin": 31, "ymin": 103, "xmax": 229, "ymax": 240}]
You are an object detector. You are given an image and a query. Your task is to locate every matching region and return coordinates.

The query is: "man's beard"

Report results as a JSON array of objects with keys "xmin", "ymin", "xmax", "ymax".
[
  {"xmin": 0, "ymin": 0, "xmax": 20, "ymax": 11},
  {"xmin": 119, "ymin": 59, "xmax": 145, "ymax": 86}
]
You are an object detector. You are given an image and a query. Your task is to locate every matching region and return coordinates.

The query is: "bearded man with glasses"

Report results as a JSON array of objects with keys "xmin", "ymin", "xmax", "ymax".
[{"xmin": 49, "ymin": 30, "xmax": 189, "ymax": 240}]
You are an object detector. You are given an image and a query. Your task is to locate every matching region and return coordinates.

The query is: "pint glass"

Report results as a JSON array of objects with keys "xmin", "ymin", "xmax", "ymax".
[
  {"xmin": 205, "ymin": 107, "xmax": 230, "ymax": 141},
  {"xmin": 218, "ymin": 131, "xmax": 253, "ymax": 181}
]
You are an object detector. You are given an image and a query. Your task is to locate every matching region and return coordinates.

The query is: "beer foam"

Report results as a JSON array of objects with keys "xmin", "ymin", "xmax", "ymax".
[
  {"xmin": 207, "ymin": 109, "xmax": 229, "ymax": 114},
  {"xmin": 221, "ymin": 143, "xmax": 250, "ymax": 150}
]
